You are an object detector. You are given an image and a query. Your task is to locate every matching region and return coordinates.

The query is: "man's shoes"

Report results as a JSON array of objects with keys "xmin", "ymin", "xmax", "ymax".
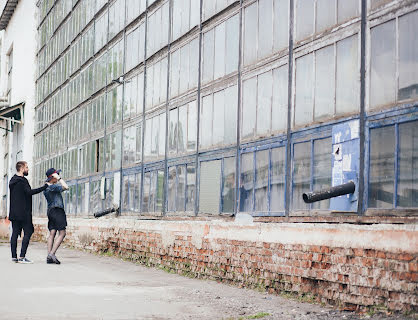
[
  {"xmin": 17, "ymin": 257, "xmax": 33, "ymax": 264},
  {"xmin": 12, "ymin": 258, "xmax": 18, "ymax": 263},
  {"xmin": 47, "ymin": 254, "xmax": 61, "ymax": 264}
]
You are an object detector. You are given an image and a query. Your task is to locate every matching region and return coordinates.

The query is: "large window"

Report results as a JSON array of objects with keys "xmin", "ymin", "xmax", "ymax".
[
  {"xmin": 125, "ymin": 23, "xmax": 145, "ymax": 72},
  {"xmin": 122, "ymin": 172, "xmax": 141, "ymax": 212},
  {"xmin": 202, "ymin": 14, "xmax": 239, "ymax": 84},
  {"xmin": 243, "ymin": 0, "xmax": 288, "ymax": 66},
  {"xmin": 144, "ymin": 112, "xmax": 166, "ymax": 161},
  {"xmin": 200, "ymin": 84, "xmax": 238, "ymax": 149},
  {"xmin": 123, "ymin": 72, "xmax": 144, "ymax": 119},
  {"xmin": 108, "ymin": 39, "xmax": 124, "ymax": 84},
  {"xmin": 170, "ymin": 38, "xmax": 199, "ymax": 98},
  {"xmin": 106, "ymin": 85, "xmax": 123, "ymax": 126},
  {"xmin": 242, "ymin": 64, "xmax": 288, "ymax": 139},
  {"xmin": 105, "ymin": 130, "xmax": 122, "ymax": 170},
  {"xmin": 168, "ymin": 100, "xmax": 197, "ymax": 157},
  {"xmin": 146, "ymin": 2, "xmax": 169, "ymax": 57},
  {"xmin": 146, "ymin": 57, "xmax": 168, "ymax": 110},
  {"xmin": 292, "ymin": 137, "xmax": 332, "ymax": 211},
  {"xmin": 172, "ymin": 0, "xmax": 200, "ymax": 41},
  {"xmin": 370, "ymin": 10, "xmax": 418, "ymax": 109},
  {"xmin": 142, "ymin": 169, "xmax": 164, "ymax": 213},
  {"xmin": 202, "ymin": 0, "xmax": 235, "ymax": 22},
  {"xmin": 294, "ymin": 35, "xmax": 359, "ymax": 127},
  {"xmin": 199, "ymin": 157, "xmax": 236, "ymax": 214},
  {"xmin": 167, "ymin": 163, "xmax": 196, "ymax": 213},
  {"xmin": 109, "ymin": 0, "xmax": 126, "ymax": 40},
  {"xmin": 368, "ymin": 120, "xmax": 418, "ymax": 209},
  {"xmin": 126, "ymin": 0, "xmax": 146, "ymax": 25},
  {"xmin": 94, "ymin": 11, "xmax": 108, "ymax": 54},
  {"xmin": 240, "ymin": 146, "xmax": 286, "ymax": 215},
  {"xmin": 295, "ymin": 0, "xmax": 359, "ymax": 42},
  {"xmin": 123, "ymin": 123, "xmax": 142, "ymax": 165}
]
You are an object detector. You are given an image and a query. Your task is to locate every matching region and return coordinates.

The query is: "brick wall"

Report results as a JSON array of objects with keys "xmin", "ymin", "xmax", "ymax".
[{"xmin": 26, "ymin": 217, "xmax": 418, "ymax": 312}]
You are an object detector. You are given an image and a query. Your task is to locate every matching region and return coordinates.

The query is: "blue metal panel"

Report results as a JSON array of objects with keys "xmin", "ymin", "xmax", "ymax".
[{"xmin": 330, "ymin": 120, "xmax": 360, "ymax": 212}]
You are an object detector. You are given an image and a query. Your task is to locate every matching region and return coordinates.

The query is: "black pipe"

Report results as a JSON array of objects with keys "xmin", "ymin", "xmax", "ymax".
[
  {"xmin": 94, "ymin": 206, "xmax": 119, "ymax": 218},
  {"xmin": 303, "ymin": 181, "xmax": 356, "ymax": 204}
]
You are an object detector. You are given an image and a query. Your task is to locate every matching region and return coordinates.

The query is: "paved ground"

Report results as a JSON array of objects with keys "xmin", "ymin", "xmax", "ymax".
[{"xmin": 0, "ymin": 240, "xmax": 413, "ymax": 320}]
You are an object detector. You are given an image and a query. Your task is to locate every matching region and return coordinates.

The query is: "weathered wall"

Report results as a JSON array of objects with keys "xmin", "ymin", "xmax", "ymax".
[{"xmin": 26, "ymin": 216, "xmax": 418, "ymax": 312}]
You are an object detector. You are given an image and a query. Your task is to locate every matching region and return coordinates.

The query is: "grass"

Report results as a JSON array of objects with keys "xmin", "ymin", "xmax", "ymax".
[{"xmin": 225, "ymin": 312, "xmax": 271, "ymax": 320}]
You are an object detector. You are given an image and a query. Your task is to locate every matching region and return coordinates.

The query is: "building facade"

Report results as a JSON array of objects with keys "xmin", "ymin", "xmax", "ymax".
[
  {"xmin": 0, "ymin": 0, "xmax": 39, "ymax": 217},
  {"xmin": 31, "ymin": 0, "xmax": 417, "ymax": 218}
]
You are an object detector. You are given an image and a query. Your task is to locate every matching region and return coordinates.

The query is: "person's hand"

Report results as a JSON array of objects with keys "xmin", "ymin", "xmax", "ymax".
[
  {"xmin": 45, "ymin": 182, "xmax": 52, "ymax": 186},
  {"xmin": 52, "ymin": 173, "xmax": 60, "ymax": 179}
]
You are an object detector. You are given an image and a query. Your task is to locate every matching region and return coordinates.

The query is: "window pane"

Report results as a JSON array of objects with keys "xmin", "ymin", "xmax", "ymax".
[
  {"xmin": 168, "ymin": 166, "xmax": 176, "ymax": 211},
  {"xmin": 149, "ymin": 171, "xmax": 157, "ymax": 212},
  {"xmin": 239, "ymin": 153, "xmax": 254, "ymax": 212},
  {"xmin": 203, "ymin": 29, "xmax": 214, "ymax": 83},
  {"xmin": 337, "ymin": 0, "xmax": 359, "ymax": 23},
  {"xmin": 295, "ymin": 0, "xmax": 314, "ymax": 42},
  {"xmin": 272, "ymin": 65, "xmax": 288, "ymax": 132},
  {"xmin": 244, "ymin": 3, "xmax": 257, "ymax": 65},
  {"xmin": 315, "ymin": 45, "xmax": 335, "ymax": 120},
  {"xmin": 397, "ymin": 121, "xmax": 418, "ymax": 207},
  {"xmin": 169, "ymin": 108, "xmax": 178, "ymax": 155},
  {"xmin": 177, "ymin": 165, "xmax": 186, "ymax": 211},
  {"xmin": 257, "ymin": 71, "xmax": 273, "ymax": 135},
  {"xmin": 270, "ymin": 147, "xmax": 285, "ymax": 211},
  {"xmin": 336, "ymin": 35, "xmax": 359, "ymax": 114},
  {"xmin": 213, "ymin": 90, "xmax": 225, "ymax": 145},
  {"xmin": 199, "ymin": 160, "xmax": 221, "ymax": 214},
  {"xmin": 370, "ymin": 20, "xmax": 396, "ymax": 109},
  {"xmin": 214, "ymin": 22, "xmax": 226, "ymax": 79},
  {"xmin": 312, "ymin": 138, "xmax": 332, "ymax": 210},
  {"xmin": 369, "ymin": 126, "xmax": 395, "ymax": 208},
  {"xmin": 258, "ymin": 0, "xmax": 273, "ymax": 60},
  {"xmin": 295, "ymin": 53, "xmax": 313, "ymax": 126},
  {"xmin": 292, "ymin": 142, "xmax": 310, "ymax": 210},
  {"xmin": 222, "ymin": 157, "xmax": 236, "ymax": 213},
  {"xmin": 186, "ymin": 164, "xmax": 196, "ymax": 212},
  {"xmin": 187, "ymin": 101, "xmax": 197, "ymax": 151},
  {"xmin": 242, "ymin": 77, "xmax": 256, "ymax": 138},
  {"xmin": 255, "ymin": 150, "xmax": 269, "ymax": 212},
  {"xmin": 178, "ymin": 105, "xmax": 187, "ymax": 153},
  {"xmin": 156, "ymin": 170, "xmax": 164, "ymax": 212},
  {"xmin": 201, "ymin": 94, "xmax": 213, "ymax": 148},
  {"xmin": 142, "ymin": 172, "xmax": 150, "ymax": 212},
  {"xmin": 224, "ymin": 85, "xmax": 237, "ymax": 145},
  {"xmin": 225, "ymin": 14, "xmax": 239, "ymax": 75},
  {"xmin": 399, "ymin": 11, "xmax": 418, "ymax": 101},
  {"xmin": 316, "ymin": 0, "xmax": 335, "ymax": 33},
  {"xmin": 273, "ymin": 0, "xmax": 289, "ymax": 51}
]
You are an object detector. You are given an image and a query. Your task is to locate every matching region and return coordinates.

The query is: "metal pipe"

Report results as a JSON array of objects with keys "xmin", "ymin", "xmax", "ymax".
[
  {"xmin": 94, "ymin": 206, "xmax": 119, "ymax": 218},
  {"xmin": 303, "ymin": 181, "xmax": 356, "ymax": 204}
]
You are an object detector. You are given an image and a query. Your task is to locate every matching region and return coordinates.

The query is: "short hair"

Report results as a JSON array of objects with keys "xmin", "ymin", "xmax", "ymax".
[{"xmin": 16, "ymin": 161, "xmax": 27, "ymax": 172}]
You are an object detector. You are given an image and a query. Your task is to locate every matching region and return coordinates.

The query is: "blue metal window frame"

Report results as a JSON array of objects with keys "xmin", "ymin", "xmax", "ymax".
[
  {"xmin": 239, "ymin": 140, "xmax": 287, "ymax": 217},
  {"xmin": 365, "ymin": 107, "xmax": 418, "ymax": 210}
]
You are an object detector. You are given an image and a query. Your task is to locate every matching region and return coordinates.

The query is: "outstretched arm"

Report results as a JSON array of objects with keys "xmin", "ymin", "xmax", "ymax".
[{"xmin": 23, "ymin": 181, "xmax": 48, "ymax": 196}]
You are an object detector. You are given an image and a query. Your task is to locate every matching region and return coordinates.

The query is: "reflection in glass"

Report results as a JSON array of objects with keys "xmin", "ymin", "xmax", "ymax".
[
  {"xmin": 240, "ymin": 153, "xmax": 254, "ymax": 212},
  {"xmin": 222, "ymin": 157, "xmax": 235, "ymax": 213},
  {"xmin": 255, "ymin": 150, "xmax": 269, "ymax": 212},
  {"xmin": 177, "ymin": 165, "xmax": 186, "ymax": 211},
  {"xmin": 292, "ymin": 142, "xmax": 310, "ymax": 210},
  {"xmin": 142, "ymin": 172, "xmax": 150, "ymax": 212},
  {"xmin": 398, "ymin": 121, "xmax": 418, "ymax": 207},
  {"xmin": 168, "ymin": 166, "xmax": 176, "ymax": 212},
  {"xmin": 369, "ymin": 126, "xmax": 395, "ymax": 208},
  {"xmin": 186, "ymin": 164, "xmax": 196, "ymax": 212},
  {"xmin": 312, "ymin": 138, "xmax": 331, "ymax": 210},
  {"xmin": 270, "ymin": 147, "xmax": 285, "ymax": 212}
]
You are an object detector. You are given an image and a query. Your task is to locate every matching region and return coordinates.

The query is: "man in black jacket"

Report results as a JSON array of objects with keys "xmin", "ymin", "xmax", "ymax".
[{"xmin": 9, "ymin": 161, "xmax": 48, "ymax": 263}]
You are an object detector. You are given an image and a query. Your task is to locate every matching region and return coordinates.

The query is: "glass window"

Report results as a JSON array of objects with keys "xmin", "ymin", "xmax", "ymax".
[
  {"xmin": 257, "ymin": 71, "xmax": 273, "ymax": 135},
  {"xmin": 272, "ymin": 65, "xmax": 288, "ymax": 132},
  {"xmin": 315, "ymin": 45, "xmax": 335, "ymax": 119},
  {"xmin": 336, "ymin": 35, "xmax": 359, "ymax": 114},
  {"xmin": 178, "ymin": 105, "xmax": 187, "ymax": 153},
  {"xmin": 398, "ymin": 121, "xmax": 418, "ymax": 207},
  {"xmin": 295, "ymin": 53, "xmax": 313, "ymax": 126},
  {"xmin": 270, "ymin": 147, "xmax": 286, "ymax": 212},
  {"xmin": 156, "ymin": 170, "xmax": 164, "ymax": 212},
  {"xmin": 214, "ymin": 22, "xmax": 226, "ymax": 80},
  {"xmin": 258, "ymin": 0, "xmax": 273, "ymax": 60},
  {"xmin": 142, "ymin": 172, "xmax": 150, "ymax": 212},
  {"xmin": 187, "ymin": 101, "xmax": 197, "ymax": 151},
  {"xmin": 222, "ymin": 157, "xmax": 236, "ymax": 213},
  {"xmin": 316, "ymin": 0, "xmax": 335, "ymax": 33},
  {"xmin": 169, "ymin": 108, "xmax": 178, "ymax": 155},
  {"xmin": 200, "ymin": 94, "xmax": 213, "ymax": 148},
  {"xmin": 312, "ymin": 138, "xmax": 332, "ymax": 210},
  {"xmin": 177, "ymin": 165, "xmax": 186, "ymax": 211},
  {"xmin": 243, "ymin": 3, "xmax": 257, "ymax": 65},
  {"xmin": 225, "ymin": 14, "xmax": 239, "ymax": 75},
  {"xmin": 292, "ymin": 142, "xmax": 310, "ymax": 210},
  {"xmin": 213, "ymin": 90, "xmax": 225, "ymax": 145},
  {"xmin": 202, "ymin": 29, "xmax": 214, "ymax": 83},
  {"xmin": 242, "ymin": 77, "xmax": 256, "ymax": 138},
  {"xmin": 337, "ymin": 0, "xmax": 359, "ymax": 23},
  {"xmin": 369, "ymin": 126, "xmax": 395, "ymax": 208},
  {"xmin": 224, "ymin": 86, "xmax": 237, "ymax": 145},
  {"xmin": 199, "ymin": 160, "xmax": 221, "ymax": 214},
  {"xmin": 239, "ymin": 153, "xmax": 254, "ymax": 212},
  {"xmin": 399, "ymin": 11, "xmax": 418, "ymax": 101},
  {"xmin": 255, "ymin": 150, "xmax": 269, "ymax": 212},
  {"xmin": 295, "ymin": 0, "xmax": 314, "ymax": 42},
  {"xmin": 186, "ymin": 164, "xmax": 196, "ymax": 212},
  {"xmin": 370, "ymin": 20, "xmax": 396, "ymax": 109}
]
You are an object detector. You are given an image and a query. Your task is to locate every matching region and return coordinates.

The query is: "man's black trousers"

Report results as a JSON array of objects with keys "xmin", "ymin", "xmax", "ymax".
[{"xmin": 10, "ymin": 220, "xmax": 34, "ymax": 259}]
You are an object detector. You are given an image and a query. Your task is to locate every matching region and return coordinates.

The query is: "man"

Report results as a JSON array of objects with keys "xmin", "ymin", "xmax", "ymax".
[
  {"xmin": 9, "ymin": 161, "xmax": 48, "ymax": 263},
  {"xmin": 43, "ymin": 168, "xmax": 68, "ymax": 264}
]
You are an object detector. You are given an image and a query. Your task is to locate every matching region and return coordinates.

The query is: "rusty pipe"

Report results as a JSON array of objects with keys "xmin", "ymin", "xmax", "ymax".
[{"xmin": 303, "ymin": 181, "xmax": 356, "ymax": 204}]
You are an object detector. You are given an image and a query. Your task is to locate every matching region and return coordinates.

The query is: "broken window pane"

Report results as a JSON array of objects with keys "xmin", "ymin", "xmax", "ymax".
[
  {"xmin": 397, "ymin": 121, "xmax": 418, "ymax": 207},
  {"xmin": 369, "ymin": 126, "xmax": 395, "ymax": 208}
]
